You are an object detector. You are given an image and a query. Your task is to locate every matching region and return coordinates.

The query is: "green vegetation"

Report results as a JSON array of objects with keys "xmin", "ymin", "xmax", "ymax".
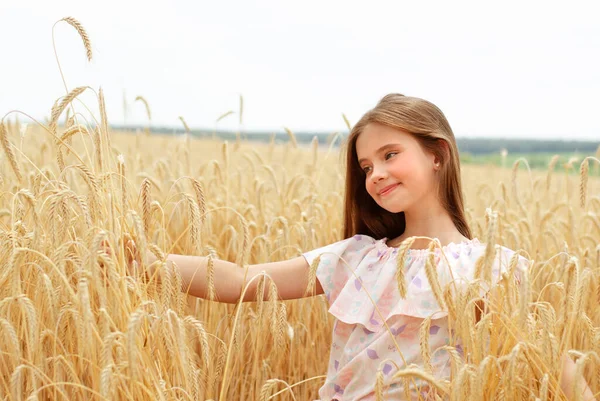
[{"xmin": 115, "ymin": 125, "xmax": 599, "ymax": 173}]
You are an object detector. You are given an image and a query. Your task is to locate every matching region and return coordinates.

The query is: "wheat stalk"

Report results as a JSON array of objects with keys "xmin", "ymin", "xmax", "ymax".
[{"xmin": 546, "ymin": 154, "xmax": 560, "ymax": 192}]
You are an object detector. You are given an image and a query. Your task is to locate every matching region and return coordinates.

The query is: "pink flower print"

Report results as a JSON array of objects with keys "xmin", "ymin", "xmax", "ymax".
[
  {"xmin": 412, "ymin": 276, "xmax": 422, "ymax": 288},
  {"xmin": 367, "ymin": 348, "xmax": 379, "ymax": 359},
  {"xmin": 354, "ymin": 278, "xmax": 362, "ymax": 291},
  {"xmin": 334, "ymin": 360, "xmax": 339, "ymax": 370}
]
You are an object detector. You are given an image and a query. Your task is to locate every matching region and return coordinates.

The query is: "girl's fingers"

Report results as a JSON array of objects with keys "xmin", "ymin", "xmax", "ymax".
[
  {"xmin": 126, "ymin": 240, "xmax": 139, "ymax": 261},
  {"xmin": 98, "ymin": 237, "xmax": 145, "ymax": 279},
  {"xmin": 100, "ymin": 239, "xmax": 112, "ymax": 256}
]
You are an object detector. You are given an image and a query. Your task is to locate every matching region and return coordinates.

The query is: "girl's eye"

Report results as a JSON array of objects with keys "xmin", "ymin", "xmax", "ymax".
[
  {"xmin": 362, "ymin": 166, "xmax": 372, "ymax": 174},
  {"xmin": 385, "ymin": 152, "xmax": 398, "ymax": 160}
]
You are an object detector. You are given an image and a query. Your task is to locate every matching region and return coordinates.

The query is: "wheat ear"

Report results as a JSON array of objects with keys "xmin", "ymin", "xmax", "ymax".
[
  {"xmin": 49, "ymin": 86, "xmax": 87, "ymax": 137},
  {"xmin": 139, "ymin": 178, "xmax": 151, "ymax": 234},
  {"xmin": 179, "ymin": 116, "xmax": 191, "ymax": 133},
  {"xmin": 419, "ymin": 316, "xmax": 433, "ymax": 373},
  {"xmin": 396, "ymin": 237, "xmax": 416, "ymax": 299},
  {"xmin": 424, "ymin": 240, "xmax": 446, "ymax": 310},
  {"xmin": 580, "ymin": 158, "xmax": 589, "ymax": 208},
  {"xmin": 135, "ymin": 96, "xmax": 152, "ymax": 120},
  {"xmin": 60, "ymin": 17, "xmax": 93, "ymax": 61},
  {"xmin": 0, "ymin": 121, "xmax": 23, "ymax": 183},
  {"xmin": 283, "ymin": 126, "xmax": 298, "ymax": 148},
  {"xmin": 304, "ymin": 255, "xmax": 321, "ymax": 297},
  {"xmin": 216, "ymin": 110, "xmax": 234, "ymax": 123},
  {"xmin": 375, "ymin": 369, "xmax": 385, "ymax": 401},
  {"xmin": 98, "ymin": 87, "xmax": 109, "ymax": 143}
]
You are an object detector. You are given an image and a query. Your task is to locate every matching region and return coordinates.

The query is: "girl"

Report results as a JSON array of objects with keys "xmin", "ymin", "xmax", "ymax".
[{"xmin": 131, "ymin": 94, "xmax": 594, "ymax": 400}]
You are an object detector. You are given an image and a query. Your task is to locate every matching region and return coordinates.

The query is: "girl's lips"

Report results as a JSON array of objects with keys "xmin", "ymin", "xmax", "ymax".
[{"xmin": 379, "ymin": 183, "xmax": 399, "ymax": 196}]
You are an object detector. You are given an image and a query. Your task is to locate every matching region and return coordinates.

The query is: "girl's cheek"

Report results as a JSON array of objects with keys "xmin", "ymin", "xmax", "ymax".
[
  {"xmin": 390, "ymin": 159, "xmax": 411, "ymax": 177},
  {"xmin": 394, "ymin": 154, "xmax": 422, "ymax": 178},
  {"xmin": 364, "ymin": 178, "xmax": 375, "ymax": 194}
]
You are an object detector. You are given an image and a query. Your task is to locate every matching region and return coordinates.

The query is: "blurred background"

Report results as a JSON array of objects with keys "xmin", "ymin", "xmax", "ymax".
[{"xmin": 1, "ymin": 1, "xmax": 599, "ymax": 151}]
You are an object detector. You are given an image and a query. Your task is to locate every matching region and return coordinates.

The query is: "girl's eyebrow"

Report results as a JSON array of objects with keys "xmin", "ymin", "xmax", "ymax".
[{"xmin": 358, "ymin": 143, "xmax": 401, "ymax": 164}]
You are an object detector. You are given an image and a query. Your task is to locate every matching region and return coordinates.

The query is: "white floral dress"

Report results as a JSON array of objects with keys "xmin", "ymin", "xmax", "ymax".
[{"xmin": 302, "ymin": 234, "xmax": 528, "ymax": 401}]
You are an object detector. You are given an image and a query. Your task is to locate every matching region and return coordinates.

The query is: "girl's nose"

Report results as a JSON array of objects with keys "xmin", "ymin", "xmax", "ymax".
[{"xmin": 371, "ymin": 164, "xmax": 387, "ymax": 182}]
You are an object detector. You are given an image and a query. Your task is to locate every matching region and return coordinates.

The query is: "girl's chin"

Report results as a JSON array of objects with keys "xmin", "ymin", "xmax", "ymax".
[{"xmin": 378, "ymin": 204, "xmax": 406, "ymax": 214}]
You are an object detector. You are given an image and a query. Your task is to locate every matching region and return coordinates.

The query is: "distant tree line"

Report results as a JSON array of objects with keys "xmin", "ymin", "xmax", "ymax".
[
  {"xmin": 455, "ymin": 137, "xmax": 598, "ymax": 154},
  {"xmin": 113, "ymin": 125, "xmax": 599, "ymax": 155}
]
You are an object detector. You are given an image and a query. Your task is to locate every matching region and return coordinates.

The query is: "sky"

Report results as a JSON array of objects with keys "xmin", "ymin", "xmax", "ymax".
[{"xmin": 1, "ymin": 0, "xmax": 599, "ymax": 140}]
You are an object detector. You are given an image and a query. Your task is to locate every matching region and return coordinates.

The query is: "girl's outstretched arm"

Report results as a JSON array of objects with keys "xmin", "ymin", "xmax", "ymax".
[
  {"xmin": 475, "ymin": 285, "xmax": 595, "ymax": 400},
  {"xmin": 560, "ymin": 354, "xmax": 596, "ymax": 401},
  {"xmin": 146, "ymin": 252, "xmax": 323, "ymax": 303}
]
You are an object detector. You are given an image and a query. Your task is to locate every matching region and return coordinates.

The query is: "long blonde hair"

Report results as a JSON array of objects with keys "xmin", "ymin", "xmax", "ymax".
[{"xmin": 343, "ymin": 93, "xmax": 472, "ymax": 240}]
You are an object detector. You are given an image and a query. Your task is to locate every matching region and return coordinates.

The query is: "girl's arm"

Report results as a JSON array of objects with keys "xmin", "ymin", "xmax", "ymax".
[
  {"xmin": 560, "ymin": 354, "xmax": 596, "ymax": 401},
  {"xmin": 475, "ymin": 289, "xmax": 595, "ymax": 400},
  {"xmin": 146, "ymin": 252, "xmax": 324, "ymax": 303}
]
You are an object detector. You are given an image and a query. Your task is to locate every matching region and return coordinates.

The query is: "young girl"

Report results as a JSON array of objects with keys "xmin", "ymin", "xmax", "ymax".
[{"xmin": 134, "ymin": 94, "xmax": 593, "ymax": 400}]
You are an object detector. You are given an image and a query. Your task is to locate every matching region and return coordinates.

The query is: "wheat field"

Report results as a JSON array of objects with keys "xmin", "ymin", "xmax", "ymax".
[{"xmin": 1, "ymin": 17, "xmax": 600, "ymax": 401}]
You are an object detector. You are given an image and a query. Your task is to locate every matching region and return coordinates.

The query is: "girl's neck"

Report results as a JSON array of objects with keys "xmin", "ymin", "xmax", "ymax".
[{"xmin": 391, "ymin": 199, "xmax": 468, "ymax": 248}]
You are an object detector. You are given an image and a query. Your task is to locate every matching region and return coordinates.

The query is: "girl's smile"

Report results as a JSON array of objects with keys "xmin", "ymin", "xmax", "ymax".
[{"xmin": 378, "ymin": 183, "xmax": 399, "ymax": 196}]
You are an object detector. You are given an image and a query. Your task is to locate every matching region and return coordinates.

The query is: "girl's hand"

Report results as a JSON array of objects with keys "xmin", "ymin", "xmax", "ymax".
[
  {"xmin": 123, "ymin": 236, "xmax": 141, "ymax": 275},
  {"xmin": 100, "ymin": 235, "xmax": 142, "ymax": 277}
]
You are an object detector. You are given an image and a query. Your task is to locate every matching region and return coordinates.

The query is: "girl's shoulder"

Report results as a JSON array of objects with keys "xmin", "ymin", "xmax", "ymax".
[
  {"xmin": 302, "ymin": 234, "xmax": 382, "ymax": 266},
  {"xmin": 301, "ymin": 234, "xmax": 530, "ymax": 331}
]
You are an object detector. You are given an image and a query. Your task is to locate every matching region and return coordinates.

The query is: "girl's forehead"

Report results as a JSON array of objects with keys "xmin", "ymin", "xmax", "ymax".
[{"xmin": 356, "ymin": 124, "xmax": 414, "ymax": 155}]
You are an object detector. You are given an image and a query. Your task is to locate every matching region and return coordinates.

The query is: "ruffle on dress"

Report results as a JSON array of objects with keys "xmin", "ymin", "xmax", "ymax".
[{"xmin": 302, "ymin": 234, "xmax": 529, "ymax": 333}]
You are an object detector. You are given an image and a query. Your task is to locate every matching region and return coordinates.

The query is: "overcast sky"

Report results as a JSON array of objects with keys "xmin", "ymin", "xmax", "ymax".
[{"xmin": 1, "ymin": 1, "xmax": 599, "ymax": 140}]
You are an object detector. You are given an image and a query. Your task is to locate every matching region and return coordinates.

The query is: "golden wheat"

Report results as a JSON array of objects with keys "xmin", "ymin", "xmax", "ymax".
[
  {"xmin": 60, "ymin": 17, "xmax": 93, "ymax": 61},
  {"xmin": 1, "ymin": 79, "xmax": 600, "ymax": 401}
]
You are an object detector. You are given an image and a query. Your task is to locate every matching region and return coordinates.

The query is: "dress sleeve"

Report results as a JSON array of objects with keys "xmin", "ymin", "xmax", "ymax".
[
  {"xmin": 302, "ymin": 235, "xmax": 374, "ymax": 306},
  {"xmin": 467, "ymin": 245, "xmax": 531, "ymax": 294}
]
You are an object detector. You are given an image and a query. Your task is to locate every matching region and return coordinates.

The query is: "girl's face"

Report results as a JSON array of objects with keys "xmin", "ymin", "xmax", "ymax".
[{"xmin": 355, "ymin": 123, "xmax": 439, "ymax": 214}]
